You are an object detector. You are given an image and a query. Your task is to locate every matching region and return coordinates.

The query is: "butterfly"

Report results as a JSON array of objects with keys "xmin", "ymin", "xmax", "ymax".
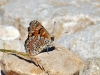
[{"xmin": 24, "ymin": 20, "xmax": 54, "ymax": 56}]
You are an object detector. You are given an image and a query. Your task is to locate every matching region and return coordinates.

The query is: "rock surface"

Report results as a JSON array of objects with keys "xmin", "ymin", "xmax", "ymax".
[
  {"xmin": 1, "ymin": 53, "xmax": 46, "ymax": 75},
  {"xmin": 0, "ymin": 40, "xmax": 25, "ymax": 52},
  {"xmin": 0, "ymin": 25, "xmax": 20, "ymax": 40},
  {"xmin": 1, "ymin": 0, "xmax": 100, "ymax": 41},
  {"xmin": 56, "ymin": 25, "xmax": 100, "ymax": 60},
  {"xmin": 0, "ymin": 0, "xmax": 100, "ymax": 75},
  {"xmin": 0, "ymin": 0, "xmax": 10, "ymax": 6},
  {"xmin": 1, "ymin": 46, "xmax": 83, "ymax": 75},
  {"xmin": 80, "ymin": 58, "xmax": 100, "ymax": 75}
]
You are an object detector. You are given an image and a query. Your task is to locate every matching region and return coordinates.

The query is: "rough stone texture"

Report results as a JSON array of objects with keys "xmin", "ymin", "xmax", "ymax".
[
  {"xmin": 56, "ymin": 25, "xmax": 100, "ymax": 60},
  {"xmin": 80, "ymin": 58, "xmax": 100, "ymax": 75},
  {"xmin": 1, "ymin": 46, "xmax": 83, "ymax": 75},
  {"xmin": 0, "ymin": 40, "xmax": 4, "ymax": 49},
  {"xmin": 0, "ymin": 40, "xmax": 25, "ymax": 52},
  {"xmin": 0, "ymin": 52, "xmax": 3, "ymax": 59},
  {"xmin": 0, "ymin": 25, "xmax": 20, "ymax": 40},
  {"xmin": 1, "ymin": 0, "xmax": 100, "ymax": 41},
  {"xmin": 0, "ymin": 0, "xmax": 10, "ymax": 6},
  {"xmin": 0, "ymin": 52, "xmax": 4, "ymax": 75},
  {"xmin": 0, "ymin": 0, "xmax": 100, "ymax": 75},
  {"xmin": 1, "ymin": 53, "xmax": 47, "ymax": 75}
]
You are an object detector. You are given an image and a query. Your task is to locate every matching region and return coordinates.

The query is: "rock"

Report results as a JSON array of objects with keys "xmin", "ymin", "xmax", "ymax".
[
  {"xmin": 4, "ymin": 40, "xmax": 25, "ymax": 52},
  {"xmin": 1, "ymin": 0, "xmax": 100, "ymax": 41},
  {"xmin": 1, "ymin": 46, "xmax": 83, "ymax": 75},
  {"xmin": 1, "ymin": 0, "xmax": 100, "ymax": 75},
  {"xmin": 80, "ymin": 58, "xmax": 100, "ymax": 75},
  {"xmin": 0, "ymin": 0, "xmax": 10, "ymax": 6},
  {"xmin": 1, "ymin": 53, "xmax": 47, "ymax": 75},
  {"xmin": 0, "ymin": 25, "xmax": 20, "ymax": 40},
  {"xmin": 0, "ymin": 40, "xmax": 25, "ymax": 52},
  {"xmin": 0, "ymin": 40, "xmax": 4, "ymax": 49},
  {"xmin": 0, "ymin": 52, "xmax": 4, "ymax": 75},
  {"xmin": 56, "ymin": 25, "xmax": 100, "ymax": 59}
]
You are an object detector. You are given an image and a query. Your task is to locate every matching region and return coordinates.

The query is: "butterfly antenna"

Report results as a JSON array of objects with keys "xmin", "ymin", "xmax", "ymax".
[
  {"xmin": 51, "ymin": 21, "xmax": 56, "ymax": 42},
  {"xmin": 47, "ymin": 48, "xmax": 49, "ymax": 54},
  {"xmin": 52, "ymin": 21, "xmax": 56, "ymax": 35}
]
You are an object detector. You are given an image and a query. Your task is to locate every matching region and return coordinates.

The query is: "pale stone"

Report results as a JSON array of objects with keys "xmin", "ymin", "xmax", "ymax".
[
  {"xmin": 0, "ymin": 15, "xmax": 2, "ymax": 25},
  {"xmin": 1, "ymin": 53, "xmax": 47, "ymax": 75},
  {"xmin": 0, "ymin": 52, "xmax": 4, "ymax": 75},
  {"xmin": 80, "ymin": 58, "xmax": 100, "ymax": 75},
  {"xmin": 0, "ymin": 0, "xmax": 10, "ymax": 6},
  {"xmin": 0, "ymin": 25, "xmax": 20, "ymax": 40},
  {"xmin": 1, "ymin": 46, "xmax": 83, "ymax": 75},
  {"xmin": 0, "ymin": 0, "xmax": 100, "ymax": 41},
  {"xmin": 0, "ymin": 40, "xmax": 25, "ymax": 52},
  {"xmin": 1, "ymin": 0, "xmax": 100, "ymax": 75},
  {"xmin": 35, "ymin": 46, "xmax": 83, "ymax": 75},
  {"xmin": 4, "ymin": 40, "xmax": 25, "ymax": 52},
  {"xmin": 0, "ymin": 52, "xmax": 3, "ymax": 60},
  {"xmin": 56, "ymin": 25, "xmax": 100, "ymax": 59},
  {"xmin": 0, "ymin": 40, "xmax": 4, "ymax": 49}
]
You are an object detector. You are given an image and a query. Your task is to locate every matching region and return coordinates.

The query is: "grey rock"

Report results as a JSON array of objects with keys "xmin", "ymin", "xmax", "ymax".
[
  {"xmin": 56, "ymin": 25, "xmax": 100, "ymax": 60},
  {"xmin": 80, "ymin": 58, "xmax": 100, "ymax": 75}
]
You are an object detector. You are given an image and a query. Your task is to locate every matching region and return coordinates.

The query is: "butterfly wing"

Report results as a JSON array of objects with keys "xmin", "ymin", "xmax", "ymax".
[{"xmin": 24, "ymin": 20, "xmax": 54, "ymax": 56}]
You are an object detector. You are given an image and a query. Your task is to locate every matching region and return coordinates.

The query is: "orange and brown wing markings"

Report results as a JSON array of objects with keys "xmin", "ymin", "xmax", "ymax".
[
  {"xmin": 29, "ymin": 20, "xmax": 51, "ymax": 40},
  {"xmin": 40, "ymin": 37, "xmax": 45, "ymax": 46},
  {"xmin": 28, "ymin": 38, "xmax": 35, "ymax": 55},
  {"xmin": 36, "ymin": 22, "xmax": 51, "ymax": 40},
  {"xmin": 25, "ymin": 20, "xmax": 54, "ymax": 56},
  {"xmin": 39, "ymin": 28, "xmax": 48, "ymax": 38}
]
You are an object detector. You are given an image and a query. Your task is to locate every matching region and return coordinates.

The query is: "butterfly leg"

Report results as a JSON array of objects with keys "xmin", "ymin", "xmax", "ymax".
[{"xmin": 46, "ymin": 47, "xmax": 49, "ymax": 54}]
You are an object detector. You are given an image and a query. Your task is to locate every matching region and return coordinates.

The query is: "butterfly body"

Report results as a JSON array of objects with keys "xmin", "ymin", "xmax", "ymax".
[{"xmin": 24, "ymin": 20, "xmax": 54, "ymax": 56}]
